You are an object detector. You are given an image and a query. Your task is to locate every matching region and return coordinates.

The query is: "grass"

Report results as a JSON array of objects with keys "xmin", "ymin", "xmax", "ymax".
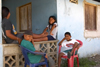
[{"xmin": 61, "ymin": 58, "xmax": 97, "ymax": 67}]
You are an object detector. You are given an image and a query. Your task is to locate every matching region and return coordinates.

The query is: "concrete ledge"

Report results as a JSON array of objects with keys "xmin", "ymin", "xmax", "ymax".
[{"xmin": 2, "ymin": 40, "xmax": 59, "ymax": 67}]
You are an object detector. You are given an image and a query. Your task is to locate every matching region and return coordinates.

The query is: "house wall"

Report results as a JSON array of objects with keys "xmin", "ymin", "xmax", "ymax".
[
  {"xmin": 0, "ymin": 45, "xmax": 3, "ymax": 67},
  {"xmin": 2, "ymin": 0, "xmax": 57, "ymax": 34},
  {"xmin": 57, "ymin": 0, "xmax": 100, "ymax": 57},
  {"xmin": 2, "ymin": 0, "xmax": 100, "ymax": 58},
  {"xmin": 0, "ymin": 0, "xmax": 3, "ymax": 66}
]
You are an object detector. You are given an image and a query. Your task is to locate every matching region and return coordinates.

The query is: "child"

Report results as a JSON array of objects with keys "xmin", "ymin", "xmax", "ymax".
[
  {"xmin": 21, "ymin": 30, "xmax": 55, "ymax": 67},
  {"xmin": 43, "ymin": 16, "xmax": 58, "ymax": 40},
  {"xmin": 58, "ymin": 32, "xmax": 80, "ymax": 67},
  {"xmin": 33, "ymin": 16, "xmax": 58, "ymax": 42},
  {"xmin": 2, "ymin": 6, "xmax": 22, "ymax": 44}
]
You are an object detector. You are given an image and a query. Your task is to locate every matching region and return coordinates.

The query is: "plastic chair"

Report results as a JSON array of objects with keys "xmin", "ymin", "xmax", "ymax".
[
  {"xmin": 58, "ymin": 40, "xmax": 83, "ymax": 67},
  {"xmin": 20, "ymin": 45, "xmax": 48, "ymax": 67}
]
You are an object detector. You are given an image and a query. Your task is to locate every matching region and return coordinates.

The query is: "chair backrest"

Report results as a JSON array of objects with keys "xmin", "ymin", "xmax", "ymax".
[
  {"xmin": 58, "ymin": 45, "xmax": 62, "ymax": 53},
  {"xmin": 76, "ymin": 40, "xmax": 83, "ymax": 47},
  {"xmin": 20, "ymin": 45, "xmax": 31, "ymax": 65},
  {"xmin": 58, "ymin": 40, "xmax": 83, "ymax": 53}
]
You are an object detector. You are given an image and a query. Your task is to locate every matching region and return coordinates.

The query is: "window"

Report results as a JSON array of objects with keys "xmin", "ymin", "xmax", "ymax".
[
  {"xmin": 16, "ymin": 2, "xmax": 32, "ymax": 32},
  {"xmin": 70, "ymin": 0, "xmax": 78, "ymax": 4},
  {"xmin": 84, "ymin": 2, "xmax": 100, "ymax": 38},
  {"xmin": 85, "ymin": 3, "xmax": 97, "ymax": 30}
]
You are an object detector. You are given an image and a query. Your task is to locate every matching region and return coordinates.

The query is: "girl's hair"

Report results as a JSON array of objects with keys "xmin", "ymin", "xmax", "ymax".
[
  {"xmin": 48, "ymin": 16, "xmax": 57, "ymax": 29},
  {"xmin": 2, "ymin": 6, "xmax": 10, "ymax": 19}
]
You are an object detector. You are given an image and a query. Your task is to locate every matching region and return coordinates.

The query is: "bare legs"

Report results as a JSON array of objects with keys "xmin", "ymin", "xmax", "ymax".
[
  {"xmin": 70, "ymin": 42, "xmax": 79, "ymax": 55},
  {"xmin": 32, "ymin": 32, "xmax": 48, "ymax": 42},
  {"xmin": 33, "ymin": 36, "xmax": 48, "ymax": 42},
  {"xmin": 58, "ymin": 52, "xmax": 65, "ymax": 67},
  {"xmin": 33, "ymin": 32, "xmax": 48, "ymax": 39}
]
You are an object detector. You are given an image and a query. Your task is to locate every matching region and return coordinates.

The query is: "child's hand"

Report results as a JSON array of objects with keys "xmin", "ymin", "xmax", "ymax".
[
  {"xmin": 50, "ymin": 33, "xmax": 53, "ymax": 35},
  {"xmin": 63, "ymin": 37, "xmax": 66, "ymax": 40},
  {"xmin": 45, "ymin": 54, "xmax": 48, "ymax": 59},
  {"xmin": 17, "ymin": 38, "xmax": 22, "ymax": 44},
  {"xmin": 32, "ymin": 39, "xmax": 34, "ymax": 45}
]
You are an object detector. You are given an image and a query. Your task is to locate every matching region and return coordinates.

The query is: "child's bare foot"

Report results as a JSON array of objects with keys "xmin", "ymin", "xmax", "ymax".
[
  {"xmin": 43, "ymin": 32, "xmax": 48, "ymax": 37},
  {"xmin": 44, "ymin": 32, "xmax": 48, "ymax": 35},
  {"xmin": 41, "ymin": 32, "xmax": 48, "ymax": 37}
]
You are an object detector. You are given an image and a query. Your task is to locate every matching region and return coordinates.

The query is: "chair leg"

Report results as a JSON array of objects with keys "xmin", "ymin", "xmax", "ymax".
[
  {"xmin": 70, "ymin": 57, "xmax": 74, "ymax": 67},
  {"xmin": 76, "ymin": 57, "xmax": 79, "ymax": 67},
  {"xmin": 68, "ymin": 58, "xmax": 72, "ymax": 67},
  {"xmin": 72, "ymin": 57, "xmax": 74, "ymax": 67},
  {"xmin": 46, "ymin": 64, "xmax": 48, "ymax": 67},
  {"xmin": 69, "ymin": 57, "xmax": 74, "ymax": 67},
  {"xmin": 30, "ymin": 64, "xmax": 35, "ymax": 67},
  {"xmin": 67, "ymin": 59, "xmax": 69, "ymax": 67},
  {"xmin": 24, "ymin": 63, "xmax": 27, "ymax": 67},
  {"xmin": 46, "ymin": 63, "xmax": 49, "ymax": 67}
]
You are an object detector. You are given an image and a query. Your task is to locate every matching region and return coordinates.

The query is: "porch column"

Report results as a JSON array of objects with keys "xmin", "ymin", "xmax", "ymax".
[{"xmin": 0, "ymin": 0, "xmax": 3, "ymax": 67}]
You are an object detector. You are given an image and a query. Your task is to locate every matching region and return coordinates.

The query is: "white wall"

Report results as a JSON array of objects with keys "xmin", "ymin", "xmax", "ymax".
[
  {"xmin": 57, "ymin": 0, "xmax": 100, "ymax": 57},
  {"xmin": 0, "ymin": 0, "xmax": 2, "ymax": 43},
  {"xmin": 0, "ymin": 0, "xmax": 3, "ymax": 66},
  {"xmin": 0, "ymin": 45, "xmax": 3, "ymax": 67}
]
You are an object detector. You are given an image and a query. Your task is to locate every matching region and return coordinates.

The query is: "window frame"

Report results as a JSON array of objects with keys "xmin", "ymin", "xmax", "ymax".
[
  {"xmin": 84, "ymin": 1, "xmax": 100, "ymax": 38},
  {"xmin": 16, "ymin": 2, "xmax": 32, "ymax": 32},
  {"xmin": 84, "ymin": 2, "xmax": 97, "ymax": 31}
]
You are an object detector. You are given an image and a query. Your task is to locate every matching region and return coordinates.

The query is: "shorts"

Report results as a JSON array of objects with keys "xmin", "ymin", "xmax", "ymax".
[
  {"xmin": 39, "ymin": 56, "xmax": 55, "ymax": 67},
  {"xmin": 11, "ymin": 33, "xmax": 23, "ymax": 44},
  {"xmin": 62, "ymin": 49, "xmax": 77, "ymax": 55},
  {"xmin": 47, "ymin": 35, "xmax": 55, "ymax": 40}
]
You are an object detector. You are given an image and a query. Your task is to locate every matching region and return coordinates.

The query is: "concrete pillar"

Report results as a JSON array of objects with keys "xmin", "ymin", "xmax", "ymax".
[
  {"xmin": 0, "ymin": 0, "xmax": 3, "ymax": 67},
  {"xmin": 0, "ymin": 0, "xmax": 2, "ymax": 43}
]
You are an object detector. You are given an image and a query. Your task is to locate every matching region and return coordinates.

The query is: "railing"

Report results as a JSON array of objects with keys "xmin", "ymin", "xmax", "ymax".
[{"xmin": 3, "ymin": 40, "xmax": 58, "ymax": 67}]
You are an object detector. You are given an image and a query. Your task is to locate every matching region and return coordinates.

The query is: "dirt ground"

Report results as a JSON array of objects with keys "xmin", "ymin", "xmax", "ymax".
[{"xmin": 88, "ymin": 54, "xmax": 100, "ymax": 67}]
